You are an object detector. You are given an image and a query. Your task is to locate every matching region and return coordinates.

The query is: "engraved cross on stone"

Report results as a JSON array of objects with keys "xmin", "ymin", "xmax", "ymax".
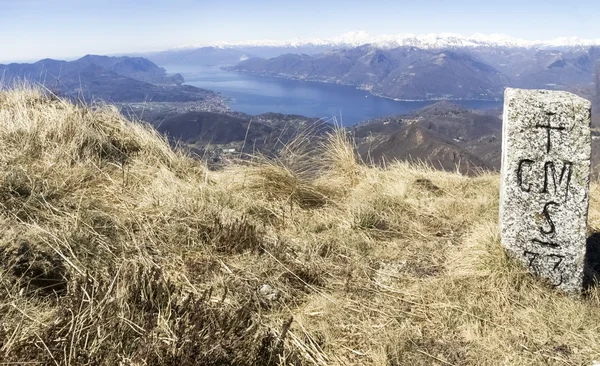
[{"xmin": 535, "ymin": 112, "xmax": 565, "ymax": 153}]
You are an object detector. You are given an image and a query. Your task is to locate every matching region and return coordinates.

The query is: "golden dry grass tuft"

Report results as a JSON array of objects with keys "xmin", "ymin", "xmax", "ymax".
[{"xmin": 1, "ymin": 86, "xmax": 600, "ymax": 365}]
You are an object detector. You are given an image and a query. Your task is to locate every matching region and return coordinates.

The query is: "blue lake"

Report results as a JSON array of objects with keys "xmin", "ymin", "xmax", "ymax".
[{"xmin": 164, "ymin": 65, "xmax": 502, "ymax": 126}]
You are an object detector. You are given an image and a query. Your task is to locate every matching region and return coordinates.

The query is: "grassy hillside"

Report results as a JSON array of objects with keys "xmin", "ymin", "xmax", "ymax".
[{"xmin": 1, "ymin": 87, "xmax": 600, "ymax": 365}]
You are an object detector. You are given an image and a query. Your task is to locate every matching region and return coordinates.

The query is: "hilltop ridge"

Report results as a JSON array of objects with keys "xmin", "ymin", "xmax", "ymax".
[{"xmin": 1, "ymin": 87, "xmax": 600, "ymax": 365}]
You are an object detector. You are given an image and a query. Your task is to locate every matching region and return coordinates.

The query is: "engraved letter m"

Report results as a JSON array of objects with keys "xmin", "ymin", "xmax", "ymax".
[{"xmin": 543, "ymin": 161, "xmax": 573, "ymax": 199}]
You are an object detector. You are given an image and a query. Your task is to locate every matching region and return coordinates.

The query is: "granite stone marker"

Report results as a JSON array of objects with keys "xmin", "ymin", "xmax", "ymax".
[{"xmin": 500, "ymin": 88, "xmax": 591, "ymax": 293}]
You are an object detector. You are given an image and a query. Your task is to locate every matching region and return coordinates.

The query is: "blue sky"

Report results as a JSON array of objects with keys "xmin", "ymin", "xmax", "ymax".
[{"xmin": 1, "ymin": 0, "xmax": 599, "ymax": 62}]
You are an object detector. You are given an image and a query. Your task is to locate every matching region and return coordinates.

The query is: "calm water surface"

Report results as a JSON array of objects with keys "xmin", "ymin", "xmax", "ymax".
[{"xmin": 165, "ymin": 65, "xmax": 502, "ymax": 126}]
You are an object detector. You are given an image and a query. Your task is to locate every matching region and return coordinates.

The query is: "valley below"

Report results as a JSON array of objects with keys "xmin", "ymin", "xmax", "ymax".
[{"xmin": 2, "ymin": 43, "xmax": 599, "ymax": 178}]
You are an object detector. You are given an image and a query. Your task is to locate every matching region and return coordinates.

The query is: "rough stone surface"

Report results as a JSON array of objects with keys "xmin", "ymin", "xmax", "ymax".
[{"xmin": 500, "ymin": 88, "xmax": 592, "ymax": 293}]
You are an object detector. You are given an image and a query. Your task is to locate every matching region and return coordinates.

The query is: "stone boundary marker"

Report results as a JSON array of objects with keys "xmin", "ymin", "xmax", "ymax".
[{"xmin": 500, "ymin": 88, "xmax": 592, "ymax": 293}]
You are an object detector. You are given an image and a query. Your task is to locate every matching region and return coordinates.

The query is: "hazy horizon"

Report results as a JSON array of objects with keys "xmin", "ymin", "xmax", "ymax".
[{"xmin": 1, "ymin": 0, "xmax": 599, "ymax": 63}]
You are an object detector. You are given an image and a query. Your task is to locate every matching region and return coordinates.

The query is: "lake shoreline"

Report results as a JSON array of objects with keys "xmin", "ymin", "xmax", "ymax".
[
  {"xmin": 166, "ymin": 65, "xmax": 502, "ymax": 125},
  {"xmin": 225, "ymin": 68, "xmax": 504, "ymax": 103}
]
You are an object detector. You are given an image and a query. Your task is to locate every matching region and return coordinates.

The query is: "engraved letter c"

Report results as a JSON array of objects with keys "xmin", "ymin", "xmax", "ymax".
[{"xmin": 517, "ymin": 159, "xmax": 534, "ymax": 192}]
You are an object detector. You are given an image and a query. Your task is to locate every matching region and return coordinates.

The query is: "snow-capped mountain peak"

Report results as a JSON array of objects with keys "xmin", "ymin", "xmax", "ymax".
[{"xmin": 181, "ymin": 31, "xmax": 600, "ymax": 50}]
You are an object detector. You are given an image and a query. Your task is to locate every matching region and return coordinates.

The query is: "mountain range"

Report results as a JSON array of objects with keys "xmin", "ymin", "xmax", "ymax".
[
  {"xmin": 0, "ymin": 55, "xmax": 213, "ymax": 102},
  {"xmin": 229, "ymin": 46, "xmax": 513, "ymax": 100},
  {"xmin": 139, "ymin": 45, "xmax": 333, "ymax": 67},
  {"xmin": 178, "ymin": 31, "xmax": 600, "ymax": 51},
  {"xmin": 141, "ymin": 32, "xmax": 600, "ymax": 68},
  {"xmin": 226, "ymin": 45, "xmax": 599, "ymax": 101},
  {"xmin": 138, "ymin": 32, "xmax": 600, "ymax": 102}
]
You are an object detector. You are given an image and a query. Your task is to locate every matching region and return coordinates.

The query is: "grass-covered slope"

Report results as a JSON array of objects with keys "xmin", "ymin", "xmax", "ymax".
[{"xmin": 1, "ymin": 87, "xmax": 600, "ymax": 365}]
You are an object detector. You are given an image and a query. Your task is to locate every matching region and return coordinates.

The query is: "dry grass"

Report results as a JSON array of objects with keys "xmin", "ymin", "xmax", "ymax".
[{"xmin": 1, "ymin": 86, "xmax": 600, "ymax": 365}]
